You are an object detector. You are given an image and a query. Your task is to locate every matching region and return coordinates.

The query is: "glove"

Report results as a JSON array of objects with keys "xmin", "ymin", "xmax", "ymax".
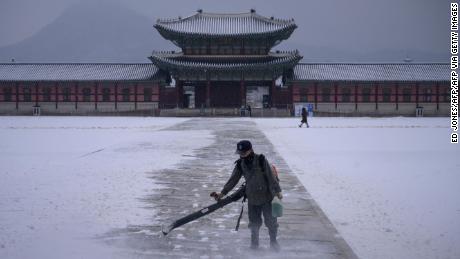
[
  {"xmin": 276, "ymin": 192, "xmax": 283, "ymax": 200},
  {"xmin": 210, "ymin": 192, "xmax": 224, "ymax": 201}
]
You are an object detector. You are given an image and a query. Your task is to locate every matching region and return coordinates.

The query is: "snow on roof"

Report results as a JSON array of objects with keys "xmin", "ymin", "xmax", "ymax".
[
  {"xmin": 149, "ymin": 50, "xmax": 302, "ymax": 70},
  {"xmin": 155, "ymin": 11, "xmax": 296, "ymax": 36},
  {"xmin": 0, "ymin": 63, "xmax": 449, "ymax": 82},
  {"xmin": 293, "ymin": 63, "xmax": 450, "ymax": 82},
  {"xmin": 0, "ymin": 63, "xmax": 160, "ymax": 81}
]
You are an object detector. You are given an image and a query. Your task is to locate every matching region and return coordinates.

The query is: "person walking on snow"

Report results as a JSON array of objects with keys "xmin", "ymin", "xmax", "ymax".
[
  {"xmin": 299, "ymin": 107, "xmax": 309, "ymax": 128},
  {"xmin": 213, "ymin": 140, "xmax": 283, "ymax": 251}
]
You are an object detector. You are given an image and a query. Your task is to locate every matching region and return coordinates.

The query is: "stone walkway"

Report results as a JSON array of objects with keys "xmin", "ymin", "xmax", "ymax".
[{"xmin": 102, "ymin": 118, "xmax": 358, "ymax": 259}]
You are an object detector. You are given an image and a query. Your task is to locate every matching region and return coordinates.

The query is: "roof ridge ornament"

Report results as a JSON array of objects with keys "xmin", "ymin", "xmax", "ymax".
[{"xmin": 250, "ymin": 8, "xmax": 256, "ymax": 13}]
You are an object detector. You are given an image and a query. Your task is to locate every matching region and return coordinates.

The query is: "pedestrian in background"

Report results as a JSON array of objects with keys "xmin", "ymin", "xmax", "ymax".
[
  {"xmin": 299, "ymin": 107, "xmax": 309, "ymax": 128},
  {"xmin": 247, "ymin": 105, "xmax": 252, "ymax": 117}
]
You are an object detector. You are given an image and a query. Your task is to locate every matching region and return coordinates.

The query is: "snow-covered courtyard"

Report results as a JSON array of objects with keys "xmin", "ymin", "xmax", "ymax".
[
  {"xmin": 255, "ymin": 117, "xmax": 460, "ymax": 259},
  {"xmin": 0, "ymin": 117, "xmax": 212, "ymax": 258},
  {"xmin": 0, "ymin": 116, "xmax": 459, "ymax": 259}
]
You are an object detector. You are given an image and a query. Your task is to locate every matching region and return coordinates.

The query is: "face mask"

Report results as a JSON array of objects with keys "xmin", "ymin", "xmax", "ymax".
[{"xmin": 242, "ymin": 152, "xmax": 254, "ymax": 164}]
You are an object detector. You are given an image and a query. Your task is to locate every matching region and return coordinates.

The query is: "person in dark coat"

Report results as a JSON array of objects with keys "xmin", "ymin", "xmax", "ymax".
[
  {"xmin": 213, "ymin": 140, "xmax": 282, "ymax": 251},
  {"xmin": 299, "ymin": 107, "xmax": 309, "ymax": 128},
  {"xmin": 247, "ymin": 105, "xmax": 252, "ymax": 117}
]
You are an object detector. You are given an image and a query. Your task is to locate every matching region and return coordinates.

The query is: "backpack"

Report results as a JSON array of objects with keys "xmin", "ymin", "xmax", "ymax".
[
  {"xmin": 235, "ymin": 154, "xmax": 280, "ymax": 182},
  {"xmin": 270, "ymin": 163, "xmax": 280, "ymax": 182},
  {"xmin": 259, "ymin": 154, "xmax": 280, "ymax": 182}
]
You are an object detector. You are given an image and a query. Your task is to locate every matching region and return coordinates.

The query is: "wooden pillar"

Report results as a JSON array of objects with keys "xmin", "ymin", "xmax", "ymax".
[
  {"xmin": 95, "ymin": 82, "xmax": 98, "ymax": 110},
  {"xmin": 115, "ymin": 82, "xmax": 118, "ymax": 110},
  {"xmin": 334, "ymin": 82, "xmax": 338, "ymax": 110},
  {"xmin": 314, "ymin": 82, "xmax": 318, "ymax": 110},
  {"xmin": 35, "ymin": 82, "xmax": 39, "ymax": 106},
  {"xmin": 157, "ymin": 82, "xmax": 162, "ymax": 109},
  {"xmin": 395, "ymin": 82, "xmax": 399, "ymax": 111},
  {"xmin": 375, "ymin": 82, "xmax": 379, "ymax": 110},
  {"xmin": 355, "ymin": 83, "xmax": 358, "ymax": 111},
  {"xmin": 15, "ymin": 82, "xmax": 19, "ymax": 110},
  {"xmin": 134, "ymin": 82, "xmax": 138, "ymax": 110},
  {"xmin": 271, "ymin": 79, "xmax": 275, "ymax": 108},
  {"xmin": 436, "ymin": 83, "xmax": 440, "ymax": 111},
  {"xmin": 415, "ymin": 83, "xmax": 419, "ymax": 107},
  {"xmin": 75, "ymin": 82, "xmax": 79, "ymax": 110},
  {"xmin": 206, "ymin": 80, "xmax": 211, "ymax": 107},
  {"xmin": 55, "ymin": 82, "xmax": 58, "ymax": 109}
]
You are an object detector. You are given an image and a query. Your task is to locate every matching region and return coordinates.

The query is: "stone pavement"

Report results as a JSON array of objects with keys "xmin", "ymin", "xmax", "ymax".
[{"xmin": 101, "ymin": 118, "xmax": 358, "ymax": 259}]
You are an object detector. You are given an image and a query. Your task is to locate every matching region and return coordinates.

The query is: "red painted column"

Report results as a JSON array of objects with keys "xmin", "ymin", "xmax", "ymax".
[
  {"xmin": 314, "ymin": 82, "xmax": 318, "ymax": 110},
  {"xmin": 157, "ymin": 82, "xmax": 162, "ymax": 109},
  {"xmin": 114, "ymin": 82, "xmax": 118, "ymax": 110},
  {"xmin": 35, "ymin": 82, "xmax": 39, "ymax": 106},
  {"xmin": 355, "ymin": 83, "xmax": 358, "ymax": 111},
  {"xmin": 15, "ymin": 83, "xmax": 19, "ymax": 110},
  {"xmin": 75, "ymin": 82, "xmax": 79, "ymax": 110},
  {"xmin": 415, "ymin": 83, "xmax": 419, "ymax": 107},
  {"xmin": 55, "ymin": 83, "xmax": 58, "ymax": 109},
  {"xmin": 436, "ymin": 83, "xmax": 440, "ymax": 110},
  {"xmin": 95, "ymin": 82, "xmax": 98, "ymax": 110},
  {"xmin": 334, "ymin": 83, "xmax": 338, "ymax": 110},
  {"xmin": 289, "ymin": 83, "xmax": 294, "ymax": 114},
  {"xmin": 271, "ymin": 79, "xmax": 276, "ymax": 108},
  {"xmin": 375, "ymin": 82, "xmax": 379, "ymax": 110},
  {"xmin": 134, "ymin": 82, "xmax": 138, "ymax": 110}
]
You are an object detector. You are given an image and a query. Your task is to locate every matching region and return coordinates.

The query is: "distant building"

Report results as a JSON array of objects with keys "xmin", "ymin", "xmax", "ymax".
[{"xmin": 0, "ymin": 10, "xmax": 451, "ymax": 116}]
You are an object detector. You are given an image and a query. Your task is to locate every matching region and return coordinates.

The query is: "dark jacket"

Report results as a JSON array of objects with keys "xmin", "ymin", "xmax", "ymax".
[
  {"xmin": 221, "ymin": 153, "xmax": 281, "ymax": 206},
  {"xmin": 301, "ymin": 109, "xmax": 308, "ymax": 122}
]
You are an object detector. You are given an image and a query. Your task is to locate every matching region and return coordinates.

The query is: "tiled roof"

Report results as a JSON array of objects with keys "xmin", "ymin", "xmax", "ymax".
[
  {"xmin": 149, "ymin": 51, "xmax": 302, "ymax": 71},
  {"xmin": 155, "ymin": 10, "xmax": 296, "ymax": 36},
  {"xmin": 292, "ymin": 63, "xmax": 450, "ymax": 82},
  {"xmin": 0, "ymin": 63, "xmax": 160, "ymax": 81},
  {"xmin": 0, "ymin": 63, "xmax": 449, "ymax": 82}
]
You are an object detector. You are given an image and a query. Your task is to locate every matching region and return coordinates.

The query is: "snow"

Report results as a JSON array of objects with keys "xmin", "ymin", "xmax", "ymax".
[
  {"xmin": 1, "ymin": 116, "xmax": 459, "ymax": 259},
  {"xmin": 255, "ymin": 117, "xmax": 460, "ymax": 259},
  {"xmin": 0, "ymin": 116, "xmax": 212, "ymax": 259}
]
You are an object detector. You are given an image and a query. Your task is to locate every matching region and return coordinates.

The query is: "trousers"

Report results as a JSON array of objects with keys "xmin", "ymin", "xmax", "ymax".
[{"xmin": 247, "ymin": 201, "xmax": 278, "ymax": 233}]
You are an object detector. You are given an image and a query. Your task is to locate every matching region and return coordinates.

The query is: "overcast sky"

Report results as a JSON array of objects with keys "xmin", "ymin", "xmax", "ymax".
[{"xmin": 0, "ymin": 0, "xmax": 453, "ymax": 60}]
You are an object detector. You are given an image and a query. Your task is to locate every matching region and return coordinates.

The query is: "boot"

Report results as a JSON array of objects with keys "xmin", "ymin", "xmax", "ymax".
[
  {"xmin": 269, "ymin": 229, "xmax": 280, "ymax": 252},
  {"xmin": 250, "ymin": 228, "xmax": 259, "ymax": 250}
]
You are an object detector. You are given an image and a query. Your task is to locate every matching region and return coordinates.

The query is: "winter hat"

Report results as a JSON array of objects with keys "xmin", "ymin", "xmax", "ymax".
[{"xmin": 235, "ymin": 140, "xmax": 252, "ymax": 154}]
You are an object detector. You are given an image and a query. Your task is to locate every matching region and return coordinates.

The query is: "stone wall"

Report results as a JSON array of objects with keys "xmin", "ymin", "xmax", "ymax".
[{"xmin": 0, "ymin": 102, "xmax": 159, "ymax": 115}]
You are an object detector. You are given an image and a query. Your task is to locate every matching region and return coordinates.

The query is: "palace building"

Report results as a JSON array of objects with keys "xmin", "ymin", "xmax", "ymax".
[{"xmin": 0, "ymin": 10, "xmax": 451, "ymax": 116}]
